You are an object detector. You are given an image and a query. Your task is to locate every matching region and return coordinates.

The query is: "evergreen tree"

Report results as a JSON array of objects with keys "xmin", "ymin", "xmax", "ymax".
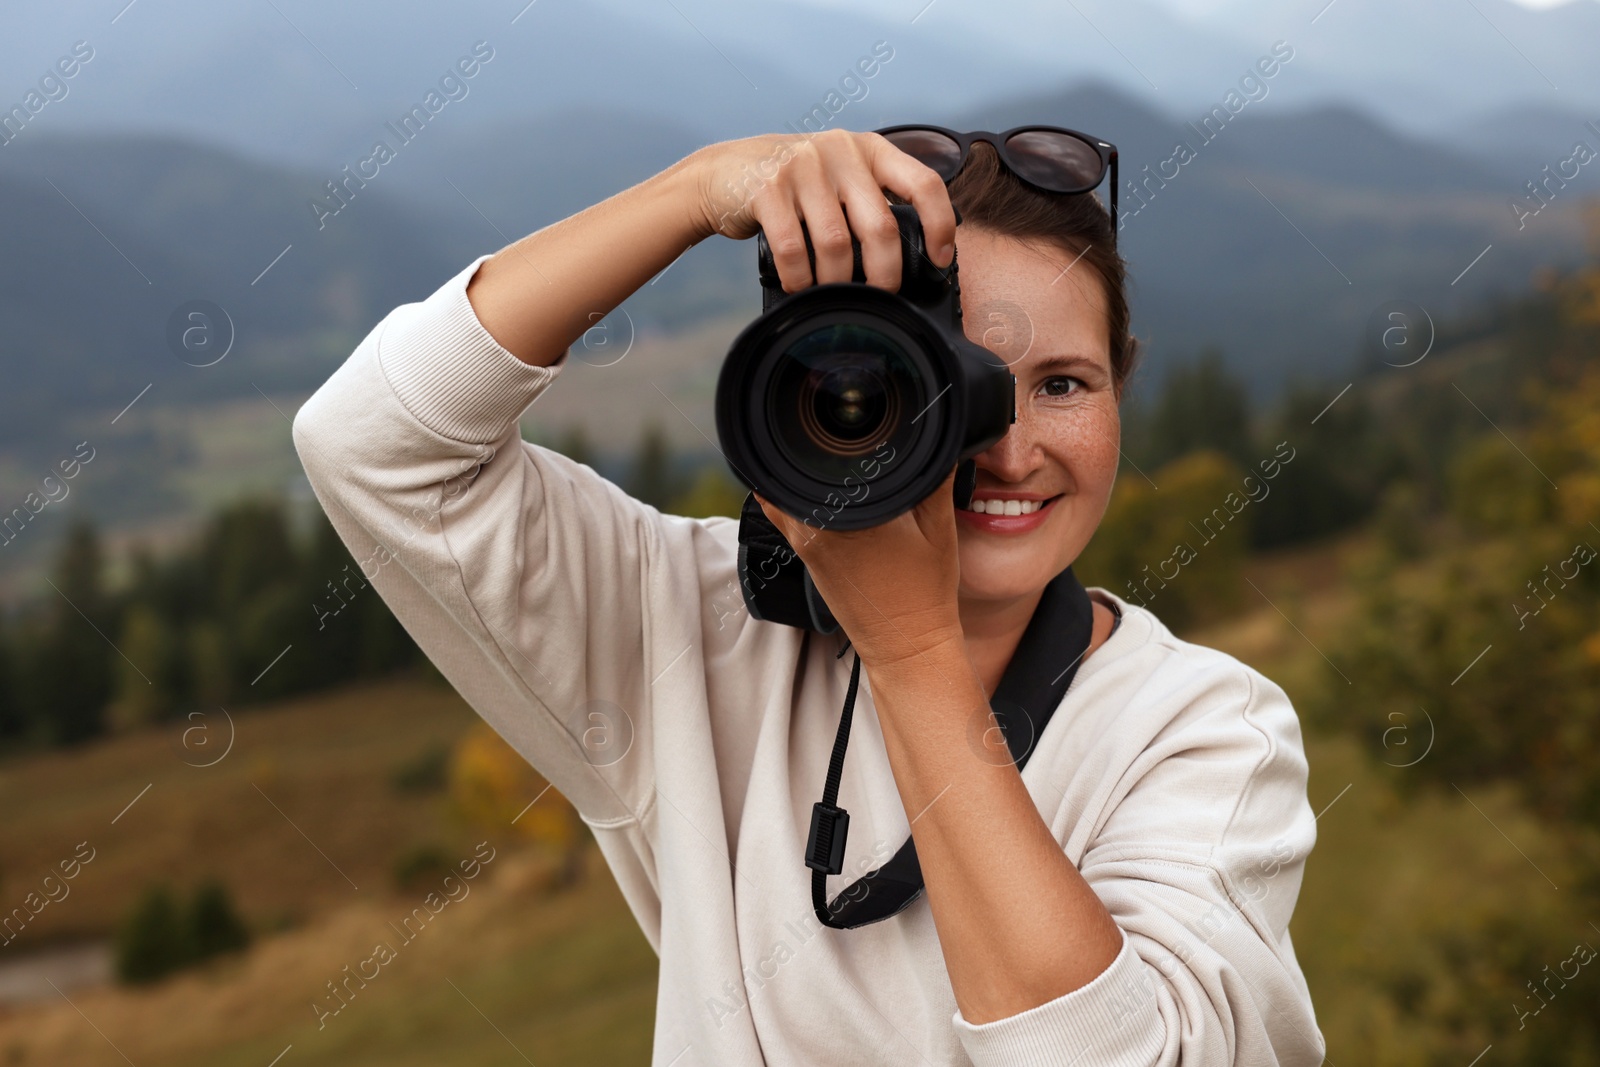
[
  {"xmin": 185, "ymin": 621, "xmax": 231, "ymax": 707},
  {"xmin": 37, "ymin": 518, "xmax": 114, "ymax": 746},
  {"xmin": 1143, "ymin": 347, "xmax": 1254, "ymax": 470},
  {"xmin": 200, "ymin": 498, "xmax": 297, "ymax": 618},
  {"xmin": 552, "ymin": 423, "xmax": 596, "ymax": 468},
  {"xmin": 625, "ymin": 422, "xmax": 681, "ymax": 510},
  {"xmin": 115, "ymin": 883, "xmax": 189, "ymax": 984},
  {"xmin": 187, "ymin": 879, "xmax": 250, "ymax": 961},
  {"xmin": 1249, "ymin": 382, "xmax": 1382, "ymax": 549},
  {"xmin": 0, "ymin": 612, "xmax": 21, "ymax": 742},
  {"xmin": 110, "ymin": 604, "xmax": 177, "ymax": 731}
]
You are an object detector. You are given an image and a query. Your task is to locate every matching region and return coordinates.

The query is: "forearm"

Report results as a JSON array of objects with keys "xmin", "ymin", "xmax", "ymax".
[
  {"xmin": 465, "ymin": 150, "xmax": 711, "ymax": 367},
  {"xmin": 865, "ymin": 638, "xmax": 1124, "ymax": 1025}
]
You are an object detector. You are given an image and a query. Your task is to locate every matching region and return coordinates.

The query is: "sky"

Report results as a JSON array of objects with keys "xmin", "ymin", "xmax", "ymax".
[{"xmin": 1154, "ymin": 0, "xmax": 1583, "ymax": 10}]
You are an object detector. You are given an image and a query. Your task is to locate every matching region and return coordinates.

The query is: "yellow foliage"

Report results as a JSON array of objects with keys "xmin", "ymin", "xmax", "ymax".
[
  {"xmin": 1583, "ymin": 631, "xmax": 1600, "ymax": 667},
  {"xmin": 1076, "ymin": 450, "xmax": 1251, "ymax": 630},
  {"xmin": 448, "ymin": 721, "xmax": 582, "ymax": 862},
  {"xmin": 1446, "ymin": 435, "xmax": 1554, "ymax": 533},
  {"xmin": 668, "ymin": 465, "xmax": 747, "ymax": 519},
  {"xmin": 1532, "ymin": 364, "xmax": 1600, "ymax": 524}
]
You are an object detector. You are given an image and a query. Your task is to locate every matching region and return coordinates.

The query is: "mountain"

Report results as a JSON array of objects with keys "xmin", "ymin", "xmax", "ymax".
[
  {"xmin": 789, "ymin": 0, "xmax": 1600, "ymax": 138},
  {"xmin": 1208, "ymin": 0, "xmax": 1600, "ymax": 131},
  {"xmin": 0, "ymin": 135, "xmax": 461, "ymax": 439},
  {"xmin": 2, "ymin": 80, "xmax": 1596, "ymax": 573},
  {"xmin": 941, "ymin": 85, "xmax": 1589, "ymax": 396},
  {"xmin": 1437, "ymin": 101, "xmax": 1600, "ymax": 183},
  {"xmin": 8, "ymin": 0, "xmax": 1600, "ymax": 173},
  {"xmin": 0, "ymin": 0, "xmax": 1058, "ymax": 170},
  {"xmin": 4, "ymin": 85, "xmax": 1593, "ymax": 430}
]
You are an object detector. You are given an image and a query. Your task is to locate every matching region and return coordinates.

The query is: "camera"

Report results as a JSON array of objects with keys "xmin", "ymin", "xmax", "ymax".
[{"xmin": 715, "ymin": 203, "xmax": 1016, "ymax": 632}]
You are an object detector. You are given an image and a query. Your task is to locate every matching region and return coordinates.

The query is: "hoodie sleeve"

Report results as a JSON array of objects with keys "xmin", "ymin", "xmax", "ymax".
[
  {"xmin": 950, "ymin": 659, "xmax": 1326, "ymax": 1067},
  {"xmin": 291, "ymin": 254, "xmax": 749, "ymax": 832}
]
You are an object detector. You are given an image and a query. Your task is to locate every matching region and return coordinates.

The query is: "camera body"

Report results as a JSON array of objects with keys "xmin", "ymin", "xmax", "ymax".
[{"xmin": 716, "ymin": 203, "xmax": 1015, "ymax": 632}]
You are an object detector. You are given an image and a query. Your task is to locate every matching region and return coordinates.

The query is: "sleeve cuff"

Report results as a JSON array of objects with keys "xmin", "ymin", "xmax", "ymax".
[
  {"xmin": 952, "ymin": 927, "xmax": 1166, "ymax": 1067},
  {"xmin": 376, "ymin": 253, "xmax": 570, "ymax": 444}
]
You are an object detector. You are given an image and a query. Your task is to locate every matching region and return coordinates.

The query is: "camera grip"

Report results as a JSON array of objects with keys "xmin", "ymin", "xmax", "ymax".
[{"xmin": 736, "ymin": 492, "xmax": 839, "ymax": 633}]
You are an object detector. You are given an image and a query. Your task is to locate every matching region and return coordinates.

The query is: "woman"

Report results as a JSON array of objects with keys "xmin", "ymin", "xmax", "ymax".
[{"xmin": 293, "ymin": 127, "xmax": 1324, "ymax": 1065}]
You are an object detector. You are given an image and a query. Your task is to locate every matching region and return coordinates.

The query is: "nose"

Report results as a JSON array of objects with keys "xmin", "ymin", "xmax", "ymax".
[{"xmin": 973, "ymin": 395, "xmax": 1043, "ymax": 485}]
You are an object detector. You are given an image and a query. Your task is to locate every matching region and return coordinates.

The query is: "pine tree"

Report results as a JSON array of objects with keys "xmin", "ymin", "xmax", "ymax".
[
  {"xmin": 1145, "ymin": 347, "xmax": 1253, "ymax": 470},
  {"xmin": 625, "ymin": 422, "xmax": 680, "ymax": 510},
  {"xmin": 187, "ymin": 879, "xmax": 250, "ymax": 961},
  {"xmin": 39, "ymin": 518, "xmax": 114, "ymax": 746},
  {"xmin": 552, "ymin": 423, "xmax": 596, "ymax": 468},
  {"xmin": 115, "ymin": 884, "xmax": 189, "ymax": 984}
]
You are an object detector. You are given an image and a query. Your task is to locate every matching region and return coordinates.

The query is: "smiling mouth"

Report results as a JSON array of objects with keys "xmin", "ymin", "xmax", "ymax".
[{"xmin": 958, "ymin": 494, "xmax": 1063, "ymax": 516}]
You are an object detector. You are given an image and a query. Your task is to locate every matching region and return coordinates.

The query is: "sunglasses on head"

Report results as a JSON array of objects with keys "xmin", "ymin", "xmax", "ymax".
[{"xmin": 874, "ymin": 123, "xmax": 1119, "ymax": 241}]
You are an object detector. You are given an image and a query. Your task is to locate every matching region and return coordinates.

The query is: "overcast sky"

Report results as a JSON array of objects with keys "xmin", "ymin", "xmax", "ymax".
[{"xmin": 1151, "ymin": 0, "xmax": 1584, "ymax": 10}]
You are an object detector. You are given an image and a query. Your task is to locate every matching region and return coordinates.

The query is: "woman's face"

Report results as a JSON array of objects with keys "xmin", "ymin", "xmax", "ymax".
[{"xmin": 950, "ymin": 226, "xmax": 1122, "ymax": 604}]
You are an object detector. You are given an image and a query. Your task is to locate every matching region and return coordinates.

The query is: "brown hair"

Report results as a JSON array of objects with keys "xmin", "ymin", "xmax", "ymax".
[{"xmin": 892, "ymin": 140, "xmax": 1138, "ymax": 397}]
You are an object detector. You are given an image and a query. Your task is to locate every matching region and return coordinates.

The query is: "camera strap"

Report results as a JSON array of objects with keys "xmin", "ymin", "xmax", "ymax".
[{"xmin": 803, "ymin": 564, "xmax": 1097, "ymax": 929}]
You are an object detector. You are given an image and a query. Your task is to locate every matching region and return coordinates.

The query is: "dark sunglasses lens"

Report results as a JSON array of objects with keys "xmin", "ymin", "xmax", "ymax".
[
  {"xmin": 881, "ymin": 129, "xmax": 963, "ymax": 180},
  {"xmin": 1003, "ymin": 130, "xmax": 1104, "ymax": 191}
]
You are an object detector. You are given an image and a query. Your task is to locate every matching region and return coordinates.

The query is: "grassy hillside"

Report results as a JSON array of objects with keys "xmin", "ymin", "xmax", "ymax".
[
  {"xmin": 0, "ymin": 672, "xmax": 487, "ymax": 944},
  {"xmin": 1, "ymin": 846, "xmax": 657, "ymax": 1066},
  {"xmin": 0, "ymin": 670, "xmax": 658, "ymax": 1066},
  {"xmin": 0, "ymin": 534, "xmax": 1593, "ymax": 1064}
]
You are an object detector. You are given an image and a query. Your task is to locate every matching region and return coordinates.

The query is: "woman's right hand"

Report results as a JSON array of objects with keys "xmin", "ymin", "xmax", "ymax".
[{"xmin": 686, "ymin": 129, "xmax": 957, "ymax": 296}]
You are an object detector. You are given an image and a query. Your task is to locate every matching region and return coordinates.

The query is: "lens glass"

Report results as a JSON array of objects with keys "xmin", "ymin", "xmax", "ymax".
[
  {"xmin": 1003, "ymin": 130, "xmax": 1103, "ymax": 191},
  {"xmin": 881, "ymin": 129, "xmax": 963, "ymax": 180},
  {"xmin": 768, "ymin": 322, "xmax": 923, "ymax": 486}
]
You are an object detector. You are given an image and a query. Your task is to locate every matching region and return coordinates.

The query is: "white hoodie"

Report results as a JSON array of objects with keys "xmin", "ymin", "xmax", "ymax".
[{"xmin": 292, "ymin": 254, "xmax": 1326, "ymax": 1066}]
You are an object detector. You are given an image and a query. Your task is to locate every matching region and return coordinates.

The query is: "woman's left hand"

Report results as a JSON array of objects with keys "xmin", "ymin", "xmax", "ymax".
[{"xmin": 754, "ymin": 465, "xmax": 966, "ymax": 671}]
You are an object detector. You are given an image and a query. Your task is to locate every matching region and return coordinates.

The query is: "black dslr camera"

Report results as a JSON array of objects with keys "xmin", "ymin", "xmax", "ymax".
[{"xmin": 714, "ymin": 204, "xmax": 1016, "ymax": 633}]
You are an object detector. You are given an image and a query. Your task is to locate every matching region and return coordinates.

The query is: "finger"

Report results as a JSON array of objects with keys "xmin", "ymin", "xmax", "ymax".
[
  {"xmin": 792, "ymin": 160, "xmax": 856, "ymax": 286},
  {"xmin": 911, "ymin": 465, "xmax": 960, "ymax": 528},
  {"xmin": 924, "ymin": 464, "xmax": 958, "ymax": 507},
  {"xmin": 754, "ymin": 492, "xmax": 795, "ymax": 536},
  {"xmin": 765, "ymin": 504, "xmax": 819, "ymax": 559},
  {"xmin": 750, "ymin": 189, "xmax": 814, "ymax": 293},
  {"xmin": 869, "ymin": 134, "xmax": 957, "ymax": 269},
  {"xmin": 837, "ymin": 172, "xmax": 902, "ymax": 293}
]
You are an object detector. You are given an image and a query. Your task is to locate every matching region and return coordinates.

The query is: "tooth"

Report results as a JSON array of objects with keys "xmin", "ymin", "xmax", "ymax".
[
  {"xmin": 1020, "ymin": 500, "xmax": 1038, "ymax": 514},
  {"xmin": 1003, "ymin": 500, "xmax": 1022, "ymax": 516}
]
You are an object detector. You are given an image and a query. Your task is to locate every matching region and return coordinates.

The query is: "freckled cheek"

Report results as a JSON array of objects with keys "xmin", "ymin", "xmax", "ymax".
[{"xmin": 1050, "ymin": 409, "xmax": 1121, "ymax": 504}]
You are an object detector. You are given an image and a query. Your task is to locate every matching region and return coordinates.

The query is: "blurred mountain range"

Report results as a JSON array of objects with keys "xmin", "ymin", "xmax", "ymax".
[
  {"xmin": 3, "ymin": 0, "xmax": 1600, "ymax": 576},
  {"xmin": 5, "ymin": 0, "xmax": 1599, "ymax": 158},
  {"xmin": 2, "ymin": 81, "xmax": 1591, "ymax": 434}
]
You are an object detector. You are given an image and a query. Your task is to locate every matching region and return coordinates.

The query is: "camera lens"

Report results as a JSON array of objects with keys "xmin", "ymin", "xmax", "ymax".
[
  {"xmin": 768, "ymin": 322, "xmax": 919, "ymax": 484},
  {"xmin": 800, "ymin": 361, "xmax": 898, "ymax": 452},
  {"xmin": 717, "ymin": 260, "xmax": 1014, "ymax": 530}
]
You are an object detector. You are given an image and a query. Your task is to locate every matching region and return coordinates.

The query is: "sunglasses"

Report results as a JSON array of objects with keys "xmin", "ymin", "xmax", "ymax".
[{"xmin": 874, "ymin": 123, "xmax": 1119, "ymax": 240}]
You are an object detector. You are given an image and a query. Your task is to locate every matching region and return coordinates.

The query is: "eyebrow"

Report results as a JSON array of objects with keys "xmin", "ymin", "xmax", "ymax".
[{"xmin": 1028, "ymin": 354, "xmax": 1109, "ymax": 377}]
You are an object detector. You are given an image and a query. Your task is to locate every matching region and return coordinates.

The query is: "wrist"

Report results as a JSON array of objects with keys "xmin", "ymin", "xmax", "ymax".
[
  {"xmin": 855, "ymin": 624, "xmax": 968, "ymax": 686},
  {"xmin": 666, "ymin": 145, "xmax": 720, "ymax": 246}
]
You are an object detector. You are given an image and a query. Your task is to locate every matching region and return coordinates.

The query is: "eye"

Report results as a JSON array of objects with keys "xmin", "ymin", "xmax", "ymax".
[{"xmin": 1038, "ymin": 376, "xmax": 1083, "ymax": 398}]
